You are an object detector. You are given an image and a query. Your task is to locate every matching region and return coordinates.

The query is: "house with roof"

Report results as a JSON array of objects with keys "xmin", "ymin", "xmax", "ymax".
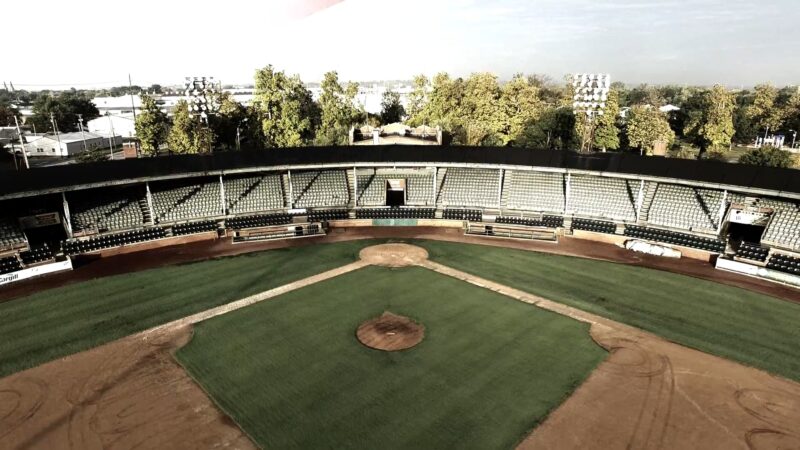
[{"xmin": 23, "ymin": 132, "xmax": 121, "ymax": 157}]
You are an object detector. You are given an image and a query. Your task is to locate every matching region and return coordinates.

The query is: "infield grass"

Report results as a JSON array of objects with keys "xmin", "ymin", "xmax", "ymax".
[
  {"xmin": 176, "ymin": 266, "xmax": 606, "ymax": 450},
  {"xmin": 0, "ymin": 240, "xmax": 373, "ymax": 378},
  {"xmin": 415, "ymin": 240, "xmax": 800, "ymax": 382}
]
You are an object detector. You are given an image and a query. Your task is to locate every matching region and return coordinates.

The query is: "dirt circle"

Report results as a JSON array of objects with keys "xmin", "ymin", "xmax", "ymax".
[
  {"xmin": 359, "ymin": 243, "xmax": 429, "ymax": 267},
  {"xmin": 356, "ymin": 312, "xmax": 425, "ymax": 351}
]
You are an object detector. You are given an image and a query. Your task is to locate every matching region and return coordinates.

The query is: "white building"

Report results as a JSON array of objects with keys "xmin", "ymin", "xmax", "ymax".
[
  {"xmin": 24, "ymin": 132, "xmax": 121, "ymax": 157},
  {"xmin": 88, "ymin": 114, "xmax": 136, "ymax": 138}
]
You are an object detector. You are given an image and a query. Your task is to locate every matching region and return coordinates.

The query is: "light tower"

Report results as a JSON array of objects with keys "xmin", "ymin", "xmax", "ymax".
[
  {"xmin": 572, "ymin": 73, "xmax": 611, "ymax": 152},
  {"xmin": 184, "ymin": 77, "xmax": 220, "ymax": 152}
]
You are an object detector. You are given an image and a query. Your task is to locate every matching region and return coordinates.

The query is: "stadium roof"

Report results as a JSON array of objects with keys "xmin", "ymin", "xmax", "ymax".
[{"xmin": 1, "ymin": 146, "xmax": 799, "ymax": 200}]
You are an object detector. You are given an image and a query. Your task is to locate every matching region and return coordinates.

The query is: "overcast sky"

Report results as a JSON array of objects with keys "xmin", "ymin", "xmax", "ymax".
[{"xmin": 5, "ymin": 0, "xmax": 799, "ymax": 89}]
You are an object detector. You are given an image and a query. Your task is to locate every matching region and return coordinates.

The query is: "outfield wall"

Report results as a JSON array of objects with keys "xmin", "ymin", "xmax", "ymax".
[{"xmin": 0, "ymin": 259, "xmax": 73, "ymax": 286}]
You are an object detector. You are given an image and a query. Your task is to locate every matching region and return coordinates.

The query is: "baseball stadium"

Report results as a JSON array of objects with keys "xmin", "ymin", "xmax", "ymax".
[{"xmin": 1, "ymin": 146, "xmax": 799, "ymax": 449}]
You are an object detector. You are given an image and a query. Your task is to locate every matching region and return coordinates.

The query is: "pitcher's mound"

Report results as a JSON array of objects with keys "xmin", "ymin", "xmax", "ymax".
[{"xmin": 356, "ymin": 312, "xmax": 425, "ymax": 351}]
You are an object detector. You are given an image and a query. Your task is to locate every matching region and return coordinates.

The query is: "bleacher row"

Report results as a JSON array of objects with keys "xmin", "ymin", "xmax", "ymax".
[{"xmin": 2, "ymin": 167, "xmax": 800, "ymax": 263}]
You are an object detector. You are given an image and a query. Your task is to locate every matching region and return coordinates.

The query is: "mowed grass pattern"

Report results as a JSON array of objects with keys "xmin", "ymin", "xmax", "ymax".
[
  {"xmin": 416, "ymin": 240, "xmax": 800, "ymax": 382},
  {"xmin": 176, "ymin": 266, "xmax": 606, "ymax": 450},
  {"xmin": 0, "ymin": 241, "xmax": 373, "ymax": 378}
]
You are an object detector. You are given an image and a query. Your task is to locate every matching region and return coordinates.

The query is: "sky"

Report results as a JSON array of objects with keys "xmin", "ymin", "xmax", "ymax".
[{"xmin": 4, "ymin": 0, "xmax": 800, "ymax": 89}]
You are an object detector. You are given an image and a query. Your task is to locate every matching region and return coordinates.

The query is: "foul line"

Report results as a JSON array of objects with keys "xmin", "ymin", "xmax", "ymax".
[{"xmin": 142, "ymin": 260, "xmax": 370, "ymax": 336}]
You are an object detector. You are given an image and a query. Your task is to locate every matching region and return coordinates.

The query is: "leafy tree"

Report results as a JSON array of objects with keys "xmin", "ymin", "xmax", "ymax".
[
  {"xmin": 739, "ymin": 145, "xmax": 795, "ymax": 168},
  {"xmin": 76, "ymin": 148, "xmax": 109, "ymax": 163},
  {"xmin": 0, "ymin": 105, "xmax": 17, "ymax": 127},
  {"xmin": 419, "ymin": 72, "xmax": 465, "ymax": 140},
  {"xmin": 502, "ymin": 74, "xmax": 543, "ymax": 146},
  {"xmin": 682, "ymin": 85, "xmax": 735, "ymax": 157},
  {"xmin": 461, "ymin": 73, "xmax": 506, "ymax": 145},
  {"xmin": 781, "ymin": 90, "xmax": 800, "ymax": 144},
  {"xmin": 746, "ymin": 84, "xmax": 784, "ymax": 137},
  {"xmin": 379, "ymin": 90, "xmax": 405, "ymax": 124},
  {"xmin": 208, "ymin": 92, "xmax": 248, "ymax": 150},
  {"xmin": 626, "ymin": 84, "xmax": 664, "ymax": 107},
  {"xmin": 167, "ymin": 100, "xmax": 215, "ymax": 154},
  {"xmin": 252, "ymin": 65, "xmax": 318, "ymax": 148},
  {"xmin": 592, "ymin": 89, "xmax": 621, "ymax": 151},
  {"xmin": 28, "ymin": 93, "xmax": 99, "ymax": 133},
  {"xmin": 517, "ymin": 107, "xmax": 576, "ymax": 150},
  {"xmin": 315, "ymin": 71, "xmax": 362, "ymax": 146},
  {"xmin": 405, "ymin": 75, "xmax": 429, "ymax": 126},
  {"xmin": 134, "ymin": 94, "xmax": 169, "ymax": 156},
  {"xmin": 148, "ymin": 84, "xmax": 163, "ymax": 94},
  {"xmin": 626, "ymin": 106, "xmax": 674, "ymax": 155}
]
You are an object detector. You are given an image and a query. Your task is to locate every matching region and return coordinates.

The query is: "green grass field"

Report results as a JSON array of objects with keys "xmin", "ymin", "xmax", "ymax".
[
  {"xmin": 415, "ymin": 240, "xmax": 800, "ymax": 382},
  {"xmin": 175, "ymin": 266, "xmax": 606, "ymax": 450},
  {"xmin": 0, "ymin": 241, "xmax": 373, "ymax": 378}
]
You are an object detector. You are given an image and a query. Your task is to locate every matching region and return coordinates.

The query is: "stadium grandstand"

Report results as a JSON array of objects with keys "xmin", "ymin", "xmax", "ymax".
[{"xmin": 1, "ymin": 146, "xmax": 800, "ymax": 288}]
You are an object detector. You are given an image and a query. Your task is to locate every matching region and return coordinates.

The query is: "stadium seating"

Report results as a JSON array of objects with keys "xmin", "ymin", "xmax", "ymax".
[
  {"xmin": 357, "ymin": 171, "xmax": 434, "ymax": 206},
  {"xmin": 504, "ymin": 171, "xmax": 565, "ymax": 213},
  {"xmin": 226, "ymin": 213, "xmax": 294, "ymax": 229},
  {"xmin": 307, "ymin": 209, "xmax": 350, "ymax": 222},
  {"xmin": 19, "ymin": 243, "xmax": 55, "ymax": 265},
  {"xmin": 173, "ymin": 221, "xmax": 218, "ymax": 236},
  {"xmin": 224, "ymin": 174, "xmax": 284, "ymax": 215},
  {"xmin": 572, "ymin": 218, "xmax": 617, "ymax": 234},
  {"xmin": 624, "ymin": 225, "xmax": 726, "ymax": 252},
  {"xmin": 438, "ymin": 168, "xmax": 499, "ymax": 208},
  {"xmin": 736, "ymin": 242, "xmax": 769, "ymax": 262},
  {"xmin": 62, "ymin": 228, "xmax": 167, "ymax": 255},
  {"xmin": 69, "ymin": 188, "xmax": 147, "ymax": 233},
  {"xmin": 356, "ymin": 208, "xmax": 436, "ymax": 219},
  {"xmin": 497, "ymin": 215, "xmax": 564, "ymax": 228},
  {"xmin": 0, "ymin": 255, "xmax": 22, "ymax": 275},
  {"xmin": 151, "ymin": 179, "xmax": 223, "ymax": 223},
  {"xmin": 291, "ymin": 170, "xmax": 350, "ymax": 208},
  {"xmin": 0, "ymin": 218, "xmax": 26, "ymax": 249},
  {"xmin": 568, "ymin": 176, "xmax": 638, "ymax": 221},
  {"xmin": 648, "ymin": 184, "xmax": 725, "ymax": 232},
  {"xmin": 443, "ymin": 209, "xmax": 482, "ymax": 221},
  {"xmin": 766, "ymin": 253, "xmax": 800, "ymax": 276},
  {"xmin": 761, "ymin": 200, "xmax": 800, "ymax": 250}
]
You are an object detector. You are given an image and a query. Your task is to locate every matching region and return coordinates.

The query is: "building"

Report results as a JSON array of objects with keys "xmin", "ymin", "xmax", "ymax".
[
  {"xmin": 23, "ymin": 132, "xmax": 121, "ymax": 157},
  {"xmin": 88, "ymin": 114, "xmax": 136, "ymax": 138},
  {"xmin": 350, "ymin": 123, "xmax": 441, "ymax": 145}
]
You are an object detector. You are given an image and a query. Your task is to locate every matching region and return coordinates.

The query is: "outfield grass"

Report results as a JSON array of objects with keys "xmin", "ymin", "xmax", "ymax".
[
  {"xmin": 0, "ymin": 241, "xmax": 374, "ymax": 378},
  {"xmin": 415, "ymin": 240, "xmax": 800, "ymax": 382},
  {"xmin": 176, "ymin": 266, "xmax": 606, "ymax": 450}
]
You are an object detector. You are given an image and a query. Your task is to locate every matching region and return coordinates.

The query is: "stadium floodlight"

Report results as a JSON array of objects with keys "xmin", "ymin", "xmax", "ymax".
[
  {"xmin": 184, "ymin": 76, "xmax": 220, "ymax": 123},
  {"xmin": 572, "ymin": 73, "xmax": 611, "ymax": 152}
]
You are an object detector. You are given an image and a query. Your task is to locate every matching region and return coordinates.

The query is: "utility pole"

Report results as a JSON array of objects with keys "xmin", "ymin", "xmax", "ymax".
[
  {"xmin": 50, "ymin": 112, "xmax": 63, "ymax": 157},
  {"xmin": 106, "ymin": 112, "xmax": 117, "ymax": 159},
  {"xmin": 76, "ymin": 113, "xmax": 88, "ymax": 153},
  {"xmin": 13, "ymin": 115, "xmax": 29, "ymax": 169},
  {"xmin": 129, "ymin": 73, "xmax": 140, "ymax": 157}
]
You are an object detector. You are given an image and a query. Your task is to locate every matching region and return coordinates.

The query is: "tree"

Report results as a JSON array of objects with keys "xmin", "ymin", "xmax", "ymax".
[
  {"xmin": 315, "ymin": 71, "xmax": 362, "ymax": 146},
  {"xmin": 626, "ymin": 84, "xmax": 664, "ymax": 107},
  {"xmin": 0, "ymin": 105, "xmax": 17, "ymax": 127},
  {"xmin": 252, "ymin": 65, "xmax": 318, "ymax": 148},
  {"xmin": 682, "ymin": 85, "xmax": 735, "ymax": 157},
  {"xmin": 134, "ymin": 94, "xmax": 169, "ymax": 156},
  {"xmin": 419, "ymin": 72, "xmax": 465, "ymax": 141},
  {"xmin": 405, "ymin": 75, "xmax": 429, "ymax": 127},
  {"xmin": 167, "ymin": 100, "xmax": 215, "ymax": 154},
  {"xmin": 502, "ymin": 74, "xmax": 543, "ymax": 146},
  {"xmin": 460, "ymin": 73, "xmax": 506, "ymax": 145},
  {"xmin": 379, "ymin": 90, "xmax": 405, "ymax": 125},
  {"xmin": 739, "ymin": 146, "xmax": 795, "ymax": 168},
  {"xmin": 148, "ymin": 84, "xmax": 163, "ymax": 94},
  {"xmin": 28, "ymin": 93, "xmax": 100, "ymax": 133},
  {"xmin": 626, "ymin": 106, "xmax": 674, "ymax": 155},
  {"xmin": 781, "ymin": 90, "xmax": 800, "ymax": 145},
  {"xmin": 517, "ymin": 107, "xmax": 576, "ymax": 150},
  {"xmin": 746, "ymin": 84, "xmax": 784, "ymax": 138},
  {"xmin": 208, "ymin": 92, "xmax": 248, "ymax": 150},
  {"xmin": 591, "ymin": 89, "xmax": 621, "ymax": 151}
]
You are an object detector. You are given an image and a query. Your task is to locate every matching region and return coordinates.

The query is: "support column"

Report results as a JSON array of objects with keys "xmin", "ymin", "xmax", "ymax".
[
  {"xmin": 635, "ymin": 180, "xmax": 645, "ymax": 222},
  {"xmin": 61, "ymin": 192, "xmax": 73, "ymax": 239},
  {"xmin": 497, "ymin": 169, "xmax": 504, "ymax": 208},
  {"xmin": 145, "ymin": 182, "xmax": 156, "ymax": 225},
  {"xmin": 432, "ymin": 166, "xmax": 439, "ymax": 206},
  {"xmin": 353, "ymin": 166, "xmax": 358, "ymax": 208},
  {"xmin": 219, "ymin": 175, "xmax": 227, "ymax": 216},
  {"xmin": 564, "ymin": 173, "xmax": 571, "ymax": 214},
  {"xmin": 717, "ymin": 190, "xmax": 728, "ymax": 235},
  {"xmin": 287, "ymin": 170, "xmax": 294, "ymax": 209}
]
